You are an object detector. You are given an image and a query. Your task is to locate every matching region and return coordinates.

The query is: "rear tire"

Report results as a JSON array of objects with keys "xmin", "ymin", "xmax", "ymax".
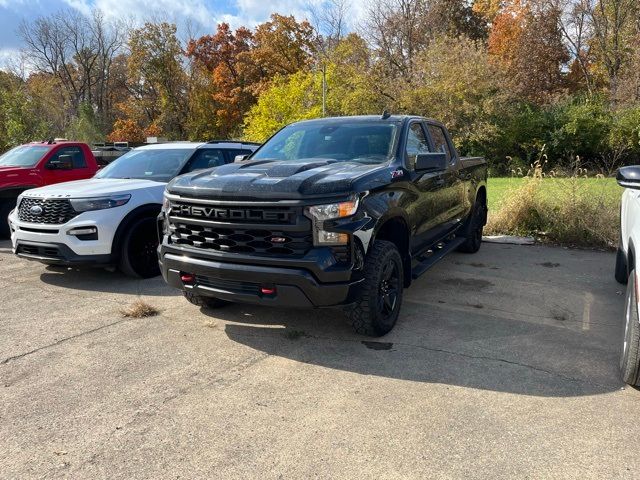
[
  {"xmin": 621, "ymin": 270, "xmax": 640, "ymax": 386},
  {"xmin": 349, "ymin": 240, "xmax": 403, "ymax": 336},
  {"xmin": 0, "ymin": 199, "xmax": 16, "ymax": 239},
  {"xmin": 183, "ymin": 290, "xmax": 229, "ymax": 309},
  {"xmin": 118, "ymin": 216, "xmax": 160, "ymax": 278},
  {"xmin": 615, "ymin": 244, "xmax": 628, "ymax": 284},
  {"xmin": 457, "ymin": 197, "xmax": 485, "ymax": 254}
]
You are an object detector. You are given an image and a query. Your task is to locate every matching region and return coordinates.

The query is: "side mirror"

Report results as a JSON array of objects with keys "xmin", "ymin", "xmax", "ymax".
[
  {"xmin": 47, "ymin": 154, "xmax": 74, "ymax": 170},
  {"xmin": 415, "ymin": 152, "xmax": 447, "ymax": 172},
  {"xmin": 234, "ymin": 154, "xmax": 248, "ymax": 163},
  {"xmin": 617, "ymin": 166, "xmax": 640, "ymax": 189}
]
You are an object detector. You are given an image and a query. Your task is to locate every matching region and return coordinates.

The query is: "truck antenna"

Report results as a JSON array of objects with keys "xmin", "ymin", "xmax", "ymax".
[{"xmin": 381, "ymin": 110, "xmax": 391, "ymax": 120}]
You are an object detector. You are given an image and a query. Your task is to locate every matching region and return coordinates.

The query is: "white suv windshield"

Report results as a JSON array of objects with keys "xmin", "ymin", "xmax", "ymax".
[
  {"xmin": 0, "ymin": 145, "xmax": 50, "ymax": 167},
  {"xmin": 251, "ymin": 121, "xmax": 399, "ymax": 164},
  {"xmin": 95, "ymin": 148, "xmax": 195, "ymax": 182}
]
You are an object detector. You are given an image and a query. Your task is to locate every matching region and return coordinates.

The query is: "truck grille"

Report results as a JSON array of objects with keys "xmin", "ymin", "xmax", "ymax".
[
  {"xmin": 167, "ymin": 201, "xmax": 313, "ymax": 257},
  {"xmin": 18, "ymin": 198, "xmax": 78, "ymax": 225},
  {"xmin": 170, "ymin": 222, "xmax": 313, "ymax": 256}
]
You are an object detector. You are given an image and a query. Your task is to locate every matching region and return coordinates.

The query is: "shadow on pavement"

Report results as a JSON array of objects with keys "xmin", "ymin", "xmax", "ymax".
[
  {"xmin": 38, "ymin": 266, "xmax": 179, "ymax": 297},
  {"xmin": 202, "ymin": 301, "xmax": 622, "ymax": 398}
]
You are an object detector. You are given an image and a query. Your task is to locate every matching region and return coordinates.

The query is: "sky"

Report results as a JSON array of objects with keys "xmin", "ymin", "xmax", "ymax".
[{"xmin": 0, "ymin": 0, "xmax": 368, "ymax": 70}]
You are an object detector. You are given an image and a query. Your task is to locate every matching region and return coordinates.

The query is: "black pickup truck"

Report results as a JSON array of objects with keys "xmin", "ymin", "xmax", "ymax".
[{"xmin": 158, "ymin": 115, "xmax": 487, "ymax": 336}]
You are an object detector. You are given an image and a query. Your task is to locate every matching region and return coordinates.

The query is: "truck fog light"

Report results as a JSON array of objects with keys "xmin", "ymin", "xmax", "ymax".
[{"xmin": 316, "ymin": 230, "xmax": 348, "ymax": 245}]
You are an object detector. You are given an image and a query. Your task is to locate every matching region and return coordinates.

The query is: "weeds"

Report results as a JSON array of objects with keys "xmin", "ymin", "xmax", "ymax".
[
  {"xmin": 121, "ymin": 300, "xmax": 160, "ymax": 318},
  {"xmin": 487, "ymin": 151, "xmax": 620, "ymax": 248}
]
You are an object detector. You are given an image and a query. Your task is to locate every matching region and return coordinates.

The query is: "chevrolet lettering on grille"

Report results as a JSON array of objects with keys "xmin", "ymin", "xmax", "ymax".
[{"xmin": 173, "ymin": 204, "xmax": 291, "ymax": 222}]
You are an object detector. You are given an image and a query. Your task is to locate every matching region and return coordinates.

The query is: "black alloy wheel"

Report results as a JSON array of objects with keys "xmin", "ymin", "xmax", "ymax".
[
  {"xmin": 119, "ymin": 217, "xmax": 160, "ymax": 278},
  {"xmin": 378, "ymin": 258, "xmax": 401, "ymax": 322}
]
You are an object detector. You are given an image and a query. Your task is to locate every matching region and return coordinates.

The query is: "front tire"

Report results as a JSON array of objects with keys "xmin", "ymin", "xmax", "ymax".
[
  {"xmin": 183, "ymin": 290, "xmax": 229, "ymax": 309},
  {"xmin": 457, "ymin": 197, "xmax": 485, "ymax": 254},
  {"xmin": 118, "ymin": 216, "xmax": 160, "ymax": 278},
  {"xmin": 349, "ymin": 240, "xmax": 404, "ymax": 336},
  {"xmin": 621, "ymin": 269, "xmax": 640, "ymax": 386}
]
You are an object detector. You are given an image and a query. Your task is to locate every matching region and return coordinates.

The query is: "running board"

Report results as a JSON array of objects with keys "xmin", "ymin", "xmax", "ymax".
[{"xmin": 411, "ymin": 237, "xmax": 466, "ymax": 279}]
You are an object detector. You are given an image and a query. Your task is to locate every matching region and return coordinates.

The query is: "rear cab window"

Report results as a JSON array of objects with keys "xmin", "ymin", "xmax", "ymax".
[
  {"xmin": 182, "ymin": 149, "xmax": 226, "ymax": 173},
  {"xmin": 48, "ymin": 146, "xmax": 87, "ymax": 169},
  {"xmin": 427, "ymin": 124, "xmax": 453, "ymax": 163}
]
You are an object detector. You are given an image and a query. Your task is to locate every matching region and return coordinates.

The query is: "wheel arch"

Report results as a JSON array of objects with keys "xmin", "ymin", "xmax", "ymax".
[
  {"xmin": 373, "ymin": 216, "xmax": 412, "ymax": 287},
  {"xmin": 111, "ymin": 203, "xmax": 162, "ymax": 260}
]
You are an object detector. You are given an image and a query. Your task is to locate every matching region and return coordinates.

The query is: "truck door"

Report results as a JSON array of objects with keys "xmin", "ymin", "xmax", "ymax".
[
  {"xmin": 405, "ymin": 121, "xmax": 450, "ymax": 254},
  {"xmin": 42, "ymin": 146, "xmax": 92, "ymax": 185},
  {"xmin": 426, "ymin": 123, "xmax": 467, "ymax": 232}
]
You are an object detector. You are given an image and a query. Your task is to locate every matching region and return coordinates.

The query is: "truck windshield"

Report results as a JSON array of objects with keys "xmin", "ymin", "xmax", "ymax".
[
  {"xmin": 251, "ymin": 121, "xmax": 399, "ymax": 164},
  {"xmin": 95, "ymin": 148, "xmax": 195, "ymax": 182},
  {"xmin": 0, "ymin": 145, "xmax": 50, "ymax": 167}
]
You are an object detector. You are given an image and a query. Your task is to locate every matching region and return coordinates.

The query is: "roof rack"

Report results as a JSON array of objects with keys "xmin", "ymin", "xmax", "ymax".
[{"xmin": 206, "ymin": 139, "xmax": 262, "ymax": 146}]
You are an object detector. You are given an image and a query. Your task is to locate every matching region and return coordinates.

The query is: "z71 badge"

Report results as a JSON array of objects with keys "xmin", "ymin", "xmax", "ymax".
[{"xmin": 391, "ymin": 169, "xmax": 404, "ymax": 179}]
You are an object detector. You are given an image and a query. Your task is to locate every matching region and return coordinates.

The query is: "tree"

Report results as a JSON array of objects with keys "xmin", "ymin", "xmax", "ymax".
[
  {"xmin": 66, "ymin": 102, "xmax": 102, "ymax": 143},
  {"xmin": 118, "ymin": 21, "xmax": 188, "ymax": 139},
  {"xmin": 488, "ymin": 0, "xmax": 569, "ymax": 103},
  {"xmin": 19, "ymin": 9, "xmax": 126, "ymax": 132},
  {"xmin": 243, "ymin": 71, "xmax": 322, "ymax": 142},
  {"xmin": 399, "ymin": 35, "xmax": 505, "ymax": 155},
  {"xmin": 185, "ymin": 23, "xmax": 256, "ymax": 138},
  {"xmin": 363, "ymin": 0, "xmax": 431, "ymax": 77},
  {"xmin": 249, "ymin": 14, "xmax": 317, "ymax": 90},
  {"xmin": 0, "ymin": 72, "xmax": 49, "ymax": 150},
  {"xmin": 588, "ymin": 0, "xmax": 638, "ymax": 102}
]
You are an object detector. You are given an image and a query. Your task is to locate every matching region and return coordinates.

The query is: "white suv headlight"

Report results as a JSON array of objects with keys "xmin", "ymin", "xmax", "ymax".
[
  {"xmin": 70, "ymin": 194, "xmax": 131, "ymax": 212},
  {"xmin": 305, "ymin": 198, "xmax": 359, "ymax": 246}
]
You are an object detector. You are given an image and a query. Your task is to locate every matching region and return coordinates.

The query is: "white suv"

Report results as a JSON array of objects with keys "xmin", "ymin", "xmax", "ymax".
[
  {"xmin": 9, "ymin": 141, "xmax": 259, "ymax": 277},
  {"xmin": 615, "ymin": 166, "xmax": 640, "ymax": 385}
]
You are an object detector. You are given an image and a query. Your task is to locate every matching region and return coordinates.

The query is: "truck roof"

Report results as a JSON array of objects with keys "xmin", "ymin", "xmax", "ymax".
[
  {"xmin": 293, "ymin": 115, "xmax": 443, "ymax": 126},
  {"xmin": 25, "ymin": 141, "xmax": 88, "ymax": 148},
  {"xmin": 134, "ymin": 142, "xmax": 205, "ymax": 151}
]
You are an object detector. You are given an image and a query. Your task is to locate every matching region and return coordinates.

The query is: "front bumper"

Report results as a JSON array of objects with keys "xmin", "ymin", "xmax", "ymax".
[
  {"xmin": 13, "ymin": 240, "xmax": 112, "ymax": 265},
  {"xmin": 159, "ymin": 244, "xmax": 363, "ymax": 308},
  {"xmin": 9, "ymin": 209, "xmax": 115, "ymax": 264}
]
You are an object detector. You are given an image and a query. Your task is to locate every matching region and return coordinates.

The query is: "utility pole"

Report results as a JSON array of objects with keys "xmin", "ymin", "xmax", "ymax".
[{"xmin": 322, "ymin": 63, "xmax": 327, "ymax": 117}]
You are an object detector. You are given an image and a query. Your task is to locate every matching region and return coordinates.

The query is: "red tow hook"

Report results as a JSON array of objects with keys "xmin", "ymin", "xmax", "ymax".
[
  {"xmin": 180, "ymin": 273, "xmax": 195, "ymax": 284},
  {"xmin": 261, "ymin": 285, "xmax": 276, "ymax": 296}
]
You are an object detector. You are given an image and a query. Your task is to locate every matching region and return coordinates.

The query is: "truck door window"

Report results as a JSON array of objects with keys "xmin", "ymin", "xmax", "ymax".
[
  {"xmin": 405, "ymin": 123, "xmax": 430, "ymax": 170},
  {"xmin": 427, "ymin": 125, "xmax": 452, "ymax": 163},
  {"xmin": 184, "ymin": 149, "xmax": 225, "ymax": 172},
  {"xmin": 49, "ymin": 147, "xmax": 86, "ymax": 168}
]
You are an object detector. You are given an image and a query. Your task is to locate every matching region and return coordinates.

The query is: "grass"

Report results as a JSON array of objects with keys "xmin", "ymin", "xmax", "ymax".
[
  {"xmin": 486, "ymin": 175, "xmax": 621, "ymax": 248},
  {"xmin": 487, "ymin": 177, "xmax": 620, "ymax": 213}
]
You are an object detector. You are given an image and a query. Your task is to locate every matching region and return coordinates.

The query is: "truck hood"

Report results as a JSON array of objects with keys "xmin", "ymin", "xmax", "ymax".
[
  {"xmin": 168, "ymin": 159, "xmax": 392, "ymax": 200},
  {"xmin": 0, "ymin": 166, "xmax": 29, "ymax": 175},
  {"xmin": 21, "ymin": 178, "xmax": 165, "ymax": 198}
]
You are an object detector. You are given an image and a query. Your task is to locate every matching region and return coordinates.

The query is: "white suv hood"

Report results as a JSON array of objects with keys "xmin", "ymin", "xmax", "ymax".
[{"xmin": 22, "ymin": 178, "xmax": 165, "ymax": 198}]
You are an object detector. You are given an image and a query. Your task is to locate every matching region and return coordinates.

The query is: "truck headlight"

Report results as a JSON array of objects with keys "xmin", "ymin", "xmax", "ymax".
[
  {"xmin": 162, "ymin": 195, "xmax": 170, "ymax": 213},
  {"xmin": 306, "ymin": 198, "xmax": 358, "ymax": 246},
  {"xmin": 70, "ymin": 194, "xmax": 131, "ymax": 212}
]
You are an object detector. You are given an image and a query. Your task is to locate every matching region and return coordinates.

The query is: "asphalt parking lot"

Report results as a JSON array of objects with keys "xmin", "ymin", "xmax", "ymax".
[{"xmin": 1, "ymin": 239, "xmax": 639, "ymax": 479}]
